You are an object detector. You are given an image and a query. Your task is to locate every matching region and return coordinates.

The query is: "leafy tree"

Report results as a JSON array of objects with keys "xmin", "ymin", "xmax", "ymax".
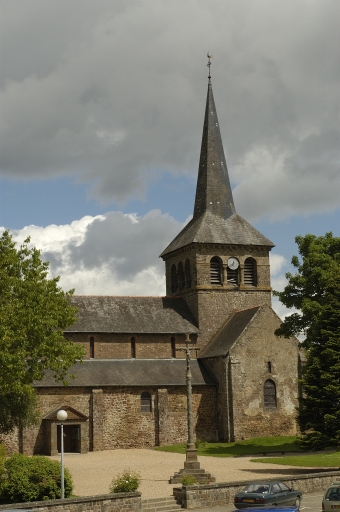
[
  {"xmin": 274, "ymin": 232, "xmax": 340, "ymax": 449},
  {"xmin": 0, "ymin": 230, "xmax": 84, "ymax": 434}
]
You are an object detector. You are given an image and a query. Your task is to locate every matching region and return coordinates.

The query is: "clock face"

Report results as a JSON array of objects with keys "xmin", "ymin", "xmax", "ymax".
[{"xmin": 228, "ymin": 257, "xmax": 239, "ymax": 270}]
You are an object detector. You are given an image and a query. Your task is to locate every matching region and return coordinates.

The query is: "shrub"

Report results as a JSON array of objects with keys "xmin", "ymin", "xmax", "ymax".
[
  {"xmin": 109, "ymin": 469, "xmax": 141, "ymax": 493},
  {"xmin": 0, "ymin": 444, "xmax": 7, "ymax": 495},
  {"xmin": 181, "ymin": 474, "xmax": 196, "ymax": 486},
  {"xmin": 194, "ymin": 438, "xmax": 206, "ymax": 449},
  {"xmin": 0, "ymin": 453, "xmax": 73, "ymax": 503}
]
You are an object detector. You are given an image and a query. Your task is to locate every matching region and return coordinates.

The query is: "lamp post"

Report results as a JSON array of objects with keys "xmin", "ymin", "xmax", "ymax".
[{"xmin": 57, "ymin": 409, "xmax": 68, "ymax": 499}]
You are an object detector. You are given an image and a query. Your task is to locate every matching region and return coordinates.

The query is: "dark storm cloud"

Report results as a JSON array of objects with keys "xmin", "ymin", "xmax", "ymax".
[{"xmin": 1, "ymin": 0, "xmax": 339, "ymax": 219}]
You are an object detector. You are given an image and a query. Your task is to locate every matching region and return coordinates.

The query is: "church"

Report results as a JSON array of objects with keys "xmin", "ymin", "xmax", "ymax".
[{"xmin": 2, "ymin": 72, "xmax": 302, "ymax": 456}]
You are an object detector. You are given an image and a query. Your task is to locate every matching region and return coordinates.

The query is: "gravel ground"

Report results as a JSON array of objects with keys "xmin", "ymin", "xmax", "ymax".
[{"xmin": 50, "ymin": 449, "xmax": 320, "ymax": 500}]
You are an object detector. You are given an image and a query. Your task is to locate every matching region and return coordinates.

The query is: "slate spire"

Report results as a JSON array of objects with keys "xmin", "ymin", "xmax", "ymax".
[
  {"xmin": 160, "ymin": 69, "xmax": 274, "ymax": 258},
  {"xmin": 193, "ymin": 80, "xmax": 236, "ymax": 221}
]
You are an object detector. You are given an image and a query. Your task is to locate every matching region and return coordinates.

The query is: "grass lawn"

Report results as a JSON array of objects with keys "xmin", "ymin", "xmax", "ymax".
[
  {"xmin": 251, "ymin": 452, "xmax": 340, "ymax": 467},
  {"xmin": 155, "ymin": 435, "xmax": 300, "ymax": 457}
]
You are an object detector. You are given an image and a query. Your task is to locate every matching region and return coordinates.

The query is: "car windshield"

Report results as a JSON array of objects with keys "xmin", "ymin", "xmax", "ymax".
[
  {"xmin": 243, "ymin": 483, "xmax": 270, "ymax": 494},
  {"xmin": 326, "ymin": 487, "xmax": 340, "ymax": 501}
]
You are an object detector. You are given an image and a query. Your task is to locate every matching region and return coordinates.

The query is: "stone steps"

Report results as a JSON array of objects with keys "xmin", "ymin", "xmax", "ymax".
[{"xmin": 142, "ymin": 496, "xmax": 183, "ymax": 512}]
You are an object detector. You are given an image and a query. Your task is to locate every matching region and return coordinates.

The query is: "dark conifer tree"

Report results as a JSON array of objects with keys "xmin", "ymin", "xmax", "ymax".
[{"xmin": 298, "ymin": 270, "xmax": 340, "ymax": 448}]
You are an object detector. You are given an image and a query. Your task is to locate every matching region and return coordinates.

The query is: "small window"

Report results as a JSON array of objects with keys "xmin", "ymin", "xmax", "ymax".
[
  {"xmin": 178, "ymin": 262, "xmax": 184, "ymax": 291},
  {"xmin": 264, "ymin": 379, "xmax": 277, "ymax": 408},
  {"xmin": 131, "ymin": 337, "xmax": 136, "ymax": 358},
  {"xmin": 171, "ymin": 264, "xmax": 177, "ymax": 293},
  {"xmin": 141, "ymin": 392, "xmax": 151, "ymax": 412},
  {"xmin": 244, "ymin": 257, "xmax": 256, "ymax": 286},
  {"xmin": 267, "ymin": 361, "xmax": 272, "ymax": 373},
  {"xmin": 90, "ymin": 337, "xmax": 95, "ymax": 359},
  {"xmin": 185, "ymin": 259, "xmax": 191, "ymax": 288},
  {"xmin": 171, "ymin": 337, "xmax": 176, "ymax": 358},
  {"xmin": 210, "ymin": 257, "xmax": 222, "ymax": 284}
]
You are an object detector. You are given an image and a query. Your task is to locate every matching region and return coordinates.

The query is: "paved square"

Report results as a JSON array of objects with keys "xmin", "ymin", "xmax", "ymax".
[{"xmin": 51, "ymin": 449, "xmax": 322, "ymax": 500}]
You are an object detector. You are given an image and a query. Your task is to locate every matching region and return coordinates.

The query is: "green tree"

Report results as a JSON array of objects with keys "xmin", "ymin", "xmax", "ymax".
[
  {"xmin": 297, "ymin": 271, "xmax": 340, "ymax": 448},
  {"xmin": 0, "ymin": 230, "xmax": 84, "ymax": 434},
  {"xmin": 274, "ymin": 232, "xmax": 340, "ymax": 449}
]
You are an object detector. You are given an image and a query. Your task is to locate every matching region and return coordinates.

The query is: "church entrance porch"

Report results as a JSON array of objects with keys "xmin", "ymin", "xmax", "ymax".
[
  {"xmin": 57, "ymin": 424, "xmax": 80, "ymax": 453},
  {"xmin": 43, "ymin": 405, "xmax": 88, "ymax": 456}
]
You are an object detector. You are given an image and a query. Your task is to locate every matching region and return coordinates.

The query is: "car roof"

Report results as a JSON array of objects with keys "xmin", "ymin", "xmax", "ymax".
[
  {"xmin": 244, "ymin": 480, "xmax": 286, "ymax": 485},
  {"xmin": 231, "ymin": 508, "xmax": 298, "ymax": 511}
]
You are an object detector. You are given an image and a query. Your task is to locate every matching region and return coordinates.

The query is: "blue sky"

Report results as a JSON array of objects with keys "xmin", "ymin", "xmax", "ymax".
[{"xmin": 1, "ymin": 0, "xmax": 339, "ymax": 317}]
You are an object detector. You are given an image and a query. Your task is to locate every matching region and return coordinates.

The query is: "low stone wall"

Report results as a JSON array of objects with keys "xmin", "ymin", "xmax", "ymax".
[
  {"xmin": 0, "ymin": 492, "xmax": 141, "ymax": 512},
  {"xmin": 173, "ymin": 471, "xmax": 340, "ymax": 509}
]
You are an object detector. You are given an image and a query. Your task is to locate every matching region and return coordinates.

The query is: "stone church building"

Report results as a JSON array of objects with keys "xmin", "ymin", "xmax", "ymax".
[{"xmin": 3, "ymin": 76, "xmax": 302, "ymax": 456}]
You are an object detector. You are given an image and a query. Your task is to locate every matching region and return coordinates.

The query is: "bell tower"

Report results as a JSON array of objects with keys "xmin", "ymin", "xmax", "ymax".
[{"xmin": 160, "ymin": 61, "xmax": 274, "ymax": 349}]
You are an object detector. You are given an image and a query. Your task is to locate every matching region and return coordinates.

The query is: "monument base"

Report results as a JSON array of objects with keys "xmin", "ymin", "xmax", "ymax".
[{"xmin": 169, "ymin": 443, "xmax": 215, "ymax": 484}]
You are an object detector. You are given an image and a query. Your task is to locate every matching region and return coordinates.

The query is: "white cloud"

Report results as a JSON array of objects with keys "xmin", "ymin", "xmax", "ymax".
[
  {"xmin": 9, "ymin": 210, "xmax": 183, "ymax": 296},
  {"xmin": 269, "ymin": 253, "xmax": 288, "ymax": 277},
  {"xmin": 5, "ymin": 212, "xmax": 298, "ymax": 321}
]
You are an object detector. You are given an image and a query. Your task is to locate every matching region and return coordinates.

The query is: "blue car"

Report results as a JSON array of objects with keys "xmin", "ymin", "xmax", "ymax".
[
  {"xmin": 233, "ymin": 481, "xmax": 302, "ymax": 509},
  {"xmin": 231, "ymin": 508, "xmax": 299, "ymax": 512}
]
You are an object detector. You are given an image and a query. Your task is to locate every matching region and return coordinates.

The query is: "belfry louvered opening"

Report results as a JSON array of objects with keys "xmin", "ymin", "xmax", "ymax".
[
  {"xmin": 171, "ymin": 264, "xmax": 177, "ymax": 293},
  {"xmin": 210, "ymin": 257, "xmax": 222, "ymax": 285},
  {"xmin": 185, "ymin": 259, "xmax": 191, "ymax": 288},
  {"xmin": 227, "ymin": 267, "xmax": 238, "ymax": 285},
  {"xmin": 244, "ymin": 257, "xmax": 256, "ymax": 286},
  {"xmin": 178, "ymin": 262, "xmax": 185, "ymax": 291}
]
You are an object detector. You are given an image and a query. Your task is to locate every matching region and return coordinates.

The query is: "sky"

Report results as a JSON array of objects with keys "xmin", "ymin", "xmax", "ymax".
[{"xmin": 1, "ymin": 0, "xmax": 339, "ymax": 319}]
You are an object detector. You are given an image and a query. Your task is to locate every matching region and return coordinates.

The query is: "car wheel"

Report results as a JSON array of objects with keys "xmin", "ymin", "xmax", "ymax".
[{"xmin": 295, "ymin": 497, "xmax": 300, "ymax": 510}]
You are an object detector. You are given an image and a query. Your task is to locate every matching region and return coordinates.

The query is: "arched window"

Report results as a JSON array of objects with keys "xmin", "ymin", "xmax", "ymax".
[
  {"xmin": 185, "ymin": 259, "xmax": 191, "ymax": 288},
  {"xmin": 210, "ymin": 257, "xmax": 222, "ymax": 285},
  {"xmin": 264, "ymin": 379, "xmax": 277, "ymax": 408},
  {"xmin": 171, "ymin": 337, "xmax": 176, "ymax": 358},
  {"xmin": 171, "ymin": 264, "xmax": 177, "ymax": 293},
  {"xmin": 141, "ymin": 392, "xmax": 152, "ymax": 412},
  {"xmin": 131, "ymin": 337, "xmax": 136, "ymax": 358},
  {"xmin": 89, "ymin": 337, "xmax": 95, "ymax": 359},
  {"xmin": 244, "ymin": 257, "xmax": 257, "ymax": 286},
  {"xmin": 178, "ymin": 262, "xmax": 184, "ymax": 291}
]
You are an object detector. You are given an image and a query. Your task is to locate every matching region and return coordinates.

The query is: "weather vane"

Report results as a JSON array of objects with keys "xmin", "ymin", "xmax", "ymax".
[{"xmin": 207, "ymin": 52, "xmax": 213, "ymax": 83}]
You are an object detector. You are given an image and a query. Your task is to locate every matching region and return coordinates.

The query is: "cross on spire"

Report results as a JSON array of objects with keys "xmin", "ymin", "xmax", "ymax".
[{"xmin": 207, "ymin": 52, "xmax": 213, "ymax": 84}]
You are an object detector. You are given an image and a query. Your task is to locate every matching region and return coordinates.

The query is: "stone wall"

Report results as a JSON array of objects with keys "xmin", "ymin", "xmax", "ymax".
[
  {"xmin": 65, "ymin": 332, "xmax": 194, "ymax": 360},
  {"xmin": 229, "ymin": 305, "xmax": 300, "ymax": 440},
  {"xmin": 173, "ymin": 471, "xmax": 340, "ymax": 509},
  {"xmin": 1, "ymin": 385, "xmax": 216, "ymax": 455},
  {"xmin": 201, "ymin": 304, "xmax": 301, "ymax": 442},
  {"xmin": 0, "ymin": 492, "xmax": 141, "ymax": 512}
]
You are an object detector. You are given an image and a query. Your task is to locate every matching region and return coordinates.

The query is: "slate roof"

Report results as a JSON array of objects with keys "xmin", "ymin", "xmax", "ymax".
[
  {"xmin": 160, "ymin": 82, "xmax": 274, "ymax": 257},
  {"xmin": 66, "ymin": 296, "xmax": 199, "ymax": 334},
  {"xmin": 34, "ymin": 359, "xmax": 217, "ymax": 387},
  {"xmin": 161, "ymin": 211, "xmax": 274, "ymax": 256},
  {"xmin": 199, "ymin": 306, "xmax": 261, "ymax": 358}
]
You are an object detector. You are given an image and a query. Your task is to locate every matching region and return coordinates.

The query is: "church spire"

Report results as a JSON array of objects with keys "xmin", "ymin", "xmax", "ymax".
[
  {"xmin": 193, "ymin": 68, "xmax": 236, "ymax": 221},
  {"xmin": 160, "ymin": 60, "xmax": 274, "ymax": 258}
]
